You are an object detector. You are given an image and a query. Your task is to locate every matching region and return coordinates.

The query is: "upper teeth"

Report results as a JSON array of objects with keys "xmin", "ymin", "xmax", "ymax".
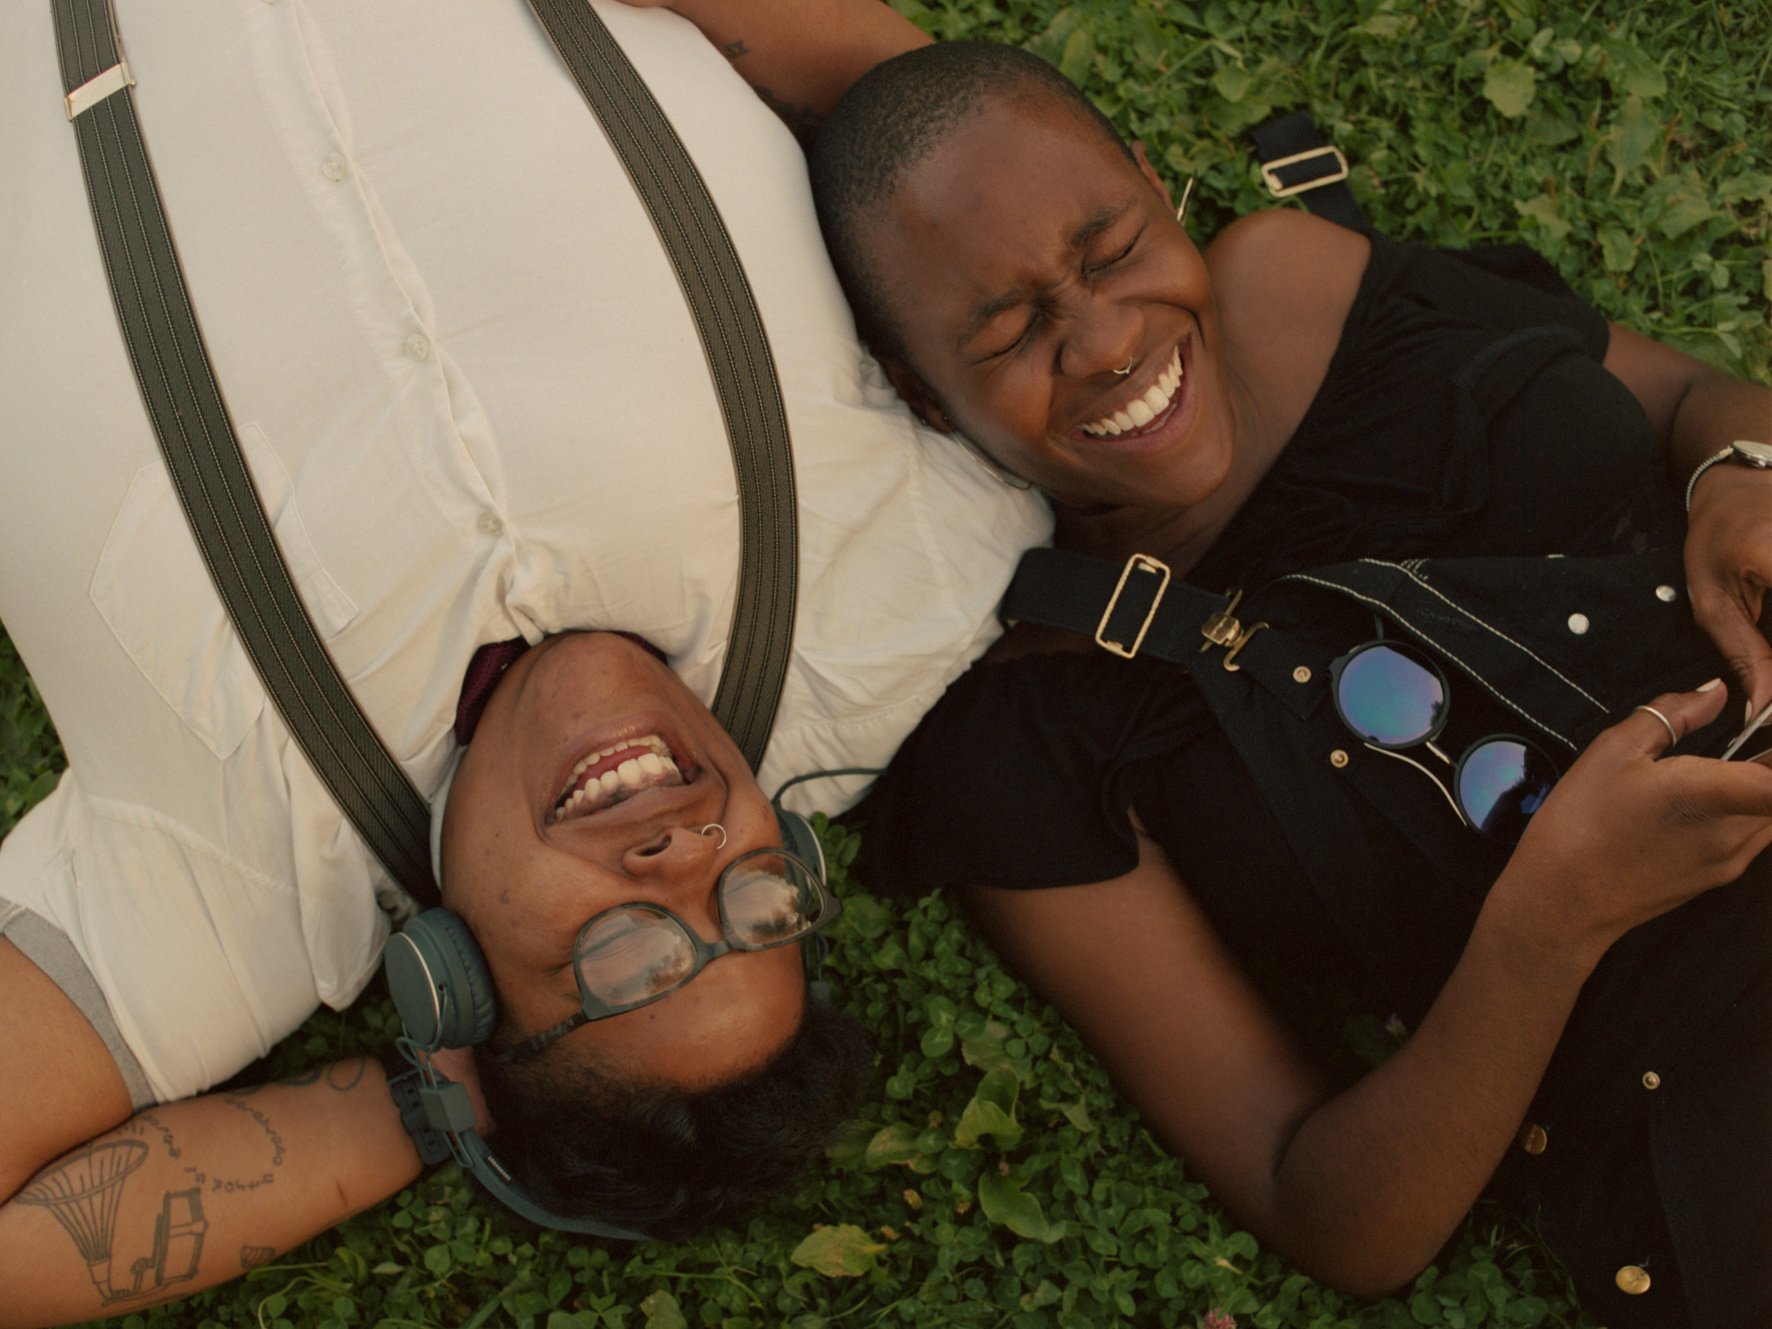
[
  {"xmin": 1081, "ymin": 347, "xmax": 1184, "ymax": 437},
  {"xmin": 548, "ymin": 735, "xmax": 681, "ymax": 824}
]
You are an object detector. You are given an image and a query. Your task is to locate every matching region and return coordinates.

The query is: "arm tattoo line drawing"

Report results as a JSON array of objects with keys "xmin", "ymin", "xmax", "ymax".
[
  {"xmin": 752, "ymin": 85, "xmax": 823, "ymax": 142},
  {"xmin": 239, "ymin": 1244, "xmax": 276, "ymax": 1271},
  {"xmin": 722, "ymin": 38, "xmax": 751, "ymax": 58},
  {"xmin": 17, "ymin": 1141, "xmax": 209, "ymax": 1305}
]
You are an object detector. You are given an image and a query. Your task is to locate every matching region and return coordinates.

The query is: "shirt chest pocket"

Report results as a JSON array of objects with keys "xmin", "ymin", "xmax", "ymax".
[{"xmin": 88, "ymin": 423, "xmax": 360, "ymax": 762}]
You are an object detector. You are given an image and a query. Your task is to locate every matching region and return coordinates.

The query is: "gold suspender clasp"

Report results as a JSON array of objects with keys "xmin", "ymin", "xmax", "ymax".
[
  {"xmin": 1260, "ymin": 145, "xmax": 1349, "ymax": 199},
  {"xmin": 1095, "ymin": 553, "xmax": 1171, "ymax": 659},
  {"xmin": 1199, "ymin": 588, "xmax": 1268, "ymax": 671}
]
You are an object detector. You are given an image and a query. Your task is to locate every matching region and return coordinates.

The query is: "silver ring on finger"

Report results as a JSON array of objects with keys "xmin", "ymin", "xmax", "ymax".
[{"xmin": 1632, "ymin": 704, "xmax": 1679, "ymax": 748}]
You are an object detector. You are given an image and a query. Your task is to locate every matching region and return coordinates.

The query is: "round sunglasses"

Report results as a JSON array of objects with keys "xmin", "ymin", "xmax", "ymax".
[{"xmin": 1329, "ymin": 639, "xmax": 1558, "ymax": 843}]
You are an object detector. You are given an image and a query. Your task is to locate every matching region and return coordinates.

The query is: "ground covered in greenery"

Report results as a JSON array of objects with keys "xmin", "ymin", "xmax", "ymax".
[{"xmin": 5, "ymin": 0, "xmax": 1768, "ymax": 1325}]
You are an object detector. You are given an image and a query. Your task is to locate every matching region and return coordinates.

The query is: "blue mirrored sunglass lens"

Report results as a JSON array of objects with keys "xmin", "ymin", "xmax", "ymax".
[
  {"xmin": 1337, "ymin": 645, "xmax": 1447, "ymax": 746},
  {"xmin": 1458, "ymin": 740, "xmax": 1556, "ymax": 841}
]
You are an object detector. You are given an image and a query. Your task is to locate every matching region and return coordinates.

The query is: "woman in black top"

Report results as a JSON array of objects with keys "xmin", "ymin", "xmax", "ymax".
[{"xmin": 798, "ymin": 42, "xmax": 1772, "ymax": 1329}]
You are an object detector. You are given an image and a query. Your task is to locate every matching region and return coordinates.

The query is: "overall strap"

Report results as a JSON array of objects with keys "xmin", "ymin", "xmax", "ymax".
[
  {"xmin": 52, "ymin": 0, "xmax": 439, "ymax": 907},
  {"xmin": 525, "ymin": 0, "xmax": 798, "ymax": 771},
  {"xmin": 1247, "ymin": 110, "xmax": 1369, "ymax": 233},
  {"xmin": 1002, "ymin": 548, "xmax": 1319, "ymax": 719}
]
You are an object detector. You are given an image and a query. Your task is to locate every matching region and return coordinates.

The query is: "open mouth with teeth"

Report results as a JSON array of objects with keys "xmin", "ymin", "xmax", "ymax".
[
  {"xmin": 547, "ymin": 735, "xmax": 688, "ymax": 825},
  {"xmin": 1078, "ymin": 345, "xmax": 1185, "ymax": 440}
]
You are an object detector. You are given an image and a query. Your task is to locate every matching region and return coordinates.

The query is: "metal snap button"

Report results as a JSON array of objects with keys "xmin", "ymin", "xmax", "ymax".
[
  {"xmin": 1566, "ymin": 613, "xmax": 1590, "ymax": 635},
  {"xmin": 1292, "ymin": 665, "xmax": 1312, "ymax": 684},
  {"xmin": 1329, "ymin": 749, "xmax": 1349, "ymax": 769},
  {"xmin": 1615, "ymin": 1265, "xmax": 1651, "ymax": 1295},
  {"xmin": 1655, "ymin": 585, "xmax": 1677, "ymax": 603},
  {"xmin": 1641, "ymin": 1071, "xmax": 1661, "ymax": 1091},
  {"xmin": 476, "ymin": 512, "xmax": 503, "ymax": 537},
  {"xmin": 320, "ymin": 153, "xmax": 347, "ymax": 182}
]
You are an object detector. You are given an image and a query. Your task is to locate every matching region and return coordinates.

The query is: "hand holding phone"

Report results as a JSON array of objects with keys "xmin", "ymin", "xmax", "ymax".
[{"xmin": 1721, "ymin": 697, "xmax": 1772, "ymax": 760}]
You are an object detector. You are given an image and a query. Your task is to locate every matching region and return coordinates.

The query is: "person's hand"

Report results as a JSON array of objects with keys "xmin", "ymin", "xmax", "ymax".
[
  {"xmin": 1684, "ymin": 464, "xmax": 1772, "ymax": 718},
  {"xmin": 426, "ymin": 1045, "xmax": 496, "ymax": 1137},
  {"xmin": 1499, "ymin": 681, "xmax": 1772, "ymax": 959}
]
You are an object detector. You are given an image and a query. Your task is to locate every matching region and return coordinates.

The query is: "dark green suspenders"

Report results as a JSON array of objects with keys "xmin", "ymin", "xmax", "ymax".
[
  {"xmin": 525, "ymin": 0, "xmax": 798, "ymax": 768},
  {"xmin": 52, "ymin": 0, "xmax": 799, "ymax": 903}
]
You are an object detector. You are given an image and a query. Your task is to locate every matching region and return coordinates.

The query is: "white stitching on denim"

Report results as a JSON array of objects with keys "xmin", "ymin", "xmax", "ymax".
[
  {"xmin": 1378, "ymin": 560, "xmax": 1608, "ymax": 710},
  {"xmin": 1280, "ymin": 571, "xmax": 1581, "ymax": 753}
]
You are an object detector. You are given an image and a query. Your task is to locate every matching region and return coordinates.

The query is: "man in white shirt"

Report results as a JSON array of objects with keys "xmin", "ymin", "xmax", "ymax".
[{"xmin": 0, "ymin": 4, "xmax": 1045, "ymax": 1321}]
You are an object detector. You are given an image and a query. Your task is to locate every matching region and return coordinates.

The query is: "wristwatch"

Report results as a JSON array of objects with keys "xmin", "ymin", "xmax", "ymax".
[{"xmin": 1684, "ymin": 440, "xmax": 1772, "ymax": 512}]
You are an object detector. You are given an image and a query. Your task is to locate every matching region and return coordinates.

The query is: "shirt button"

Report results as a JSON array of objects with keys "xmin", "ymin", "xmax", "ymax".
[
  {"xmin": 1655, "ymin": 584, "xmax": 1678, "ymax": 603},
  {"xmin": 1292, "ymin": 665, "xmax": 1312, "ymax": 684},
  {"xmin": 403, "ymin": 333, "xmax": 431, "ymax": 362},
  {"xmin": 476, "ymin": 512, "xmax": 503, "ymax": 537},
  {"xmin": 1567, "ymin": 612, "xmax": 1590, "ymax": 635},
  {"xmin": 1329, "ymin": 749, "xmax": 1350, "ymax": 769},
  {"xmin": 320, "ymin": 153, "xmax": 347, "ymax": 182},
  {"xmin": 1615, "ymin": 1265, "xmax": 1652, "ymax": 1295},
  {"xmin": 1517, "ymin": 1122, "xmax": 1548, "ymax": 1155},
  {"xmin": 1641, "ymin": 1071, "xmax": 1661, "ymax": 1090}
]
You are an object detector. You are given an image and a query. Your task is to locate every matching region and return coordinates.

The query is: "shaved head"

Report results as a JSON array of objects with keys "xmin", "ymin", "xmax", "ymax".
[{"xmin": 809, "ymin": 41, "xmax": 1134, "ymax": 370}]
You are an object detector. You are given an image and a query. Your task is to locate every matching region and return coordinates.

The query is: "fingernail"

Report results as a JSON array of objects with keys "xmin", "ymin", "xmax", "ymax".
[{"xmin": 1697, "ymin": 677, "xmax": 1723, "ymax": 692}]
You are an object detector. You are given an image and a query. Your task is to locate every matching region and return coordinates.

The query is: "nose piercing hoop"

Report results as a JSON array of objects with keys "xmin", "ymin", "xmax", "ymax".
[
  {"xmin": 697, "ymin": 823, "xmax": 728, "ymax": 849},
  {"xmin": 1113, "ymin": 358, "xmax": 1135, "ymax": 376}
]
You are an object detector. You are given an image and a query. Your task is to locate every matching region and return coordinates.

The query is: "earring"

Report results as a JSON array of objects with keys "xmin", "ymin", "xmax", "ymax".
[
  {"xmin": 1175, "ymin": 175, "xmax": 1196, "ymax": 227},
  {"xmin": 698, "ymin": 823, "xmax": 728, "ymax": 849}
]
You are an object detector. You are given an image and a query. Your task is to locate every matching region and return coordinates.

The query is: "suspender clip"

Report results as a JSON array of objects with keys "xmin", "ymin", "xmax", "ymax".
[{"xmin": 65, "ymin": 60, "xmax": 133, "ymax": 120}]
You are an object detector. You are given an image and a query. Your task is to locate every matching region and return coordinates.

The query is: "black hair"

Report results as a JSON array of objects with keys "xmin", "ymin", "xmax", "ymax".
[
  {"xmin": 472, "ymin": 998, "xmax": 873, "ymax": 1239},
  {"xmin": 809, "ymin": 41, "xmax": 1135, "ymax": 369}
]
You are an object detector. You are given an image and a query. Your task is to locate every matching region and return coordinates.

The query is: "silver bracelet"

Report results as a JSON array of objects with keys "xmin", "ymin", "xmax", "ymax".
[{"xmin": 1684, "ymin": 447, "xmax": 1736, "ymax": 512}]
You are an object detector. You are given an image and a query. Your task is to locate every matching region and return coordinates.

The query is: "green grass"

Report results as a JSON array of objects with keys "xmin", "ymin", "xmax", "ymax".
[{"xmin": 5, "ymin": 0, "xmax": 1768, "ymax": 1325}]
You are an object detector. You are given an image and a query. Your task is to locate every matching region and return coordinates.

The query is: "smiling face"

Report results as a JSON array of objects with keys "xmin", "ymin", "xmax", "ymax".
[
  {"xmin": 439, "ymin": 632, "xmax": 805, "ymax": 1089},
  {"xmin": 864, "ymin": 94, "xmax": 1237, "ymax": 512}
]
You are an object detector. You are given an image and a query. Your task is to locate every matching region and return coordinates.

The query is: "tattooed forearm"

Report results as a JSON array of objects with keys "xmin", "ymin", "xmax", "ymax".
[
  {"xmin": 221, "ymin": 1098, "xmax": 287, "ymax": 1168},
  {"xmin": 722, "ymin": 37, "xmax": 751, "ymax": 58},
  {"xmin": 16, "ymin": 1142, "xmax": 209, "ymax": 1306},
  {"xmin": 239, "ymin": 1243, "xmax": 275, "ymax": 1271}
]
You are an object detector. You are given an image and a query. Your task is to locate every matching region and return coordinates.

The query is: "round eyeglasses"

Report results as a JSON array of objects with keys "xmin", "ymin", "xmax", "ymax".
[
  {"xmin": 1330, "ymin": 639, "xmax": 1559, "ymax": 843},
  {"xmin": 497, "ymin": 846, "xmax": 840, "ymax": 1061}
]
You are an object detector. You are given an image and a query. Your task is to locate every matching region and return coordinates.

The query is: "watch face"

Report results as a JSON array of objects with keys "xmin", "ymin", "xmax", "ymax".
[{"xmin": 1733, "ymin": 440, "xmax": 1772, "ymax": 468}]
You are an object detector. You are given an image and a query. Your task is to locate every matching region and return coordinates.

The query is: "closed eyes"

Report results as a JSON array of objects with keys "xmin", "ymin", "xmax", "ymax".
[{"xmin": 974, "ymin": 225, "xmax": 1146, "ymax": 363}]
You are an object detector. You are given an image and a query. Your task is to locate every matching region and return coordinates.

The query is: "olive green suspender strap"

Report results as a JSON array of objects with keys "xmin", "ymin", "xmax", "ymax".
[{"xmin": 51, "ymin": 0, "xmax": 799, "ymax": 908}]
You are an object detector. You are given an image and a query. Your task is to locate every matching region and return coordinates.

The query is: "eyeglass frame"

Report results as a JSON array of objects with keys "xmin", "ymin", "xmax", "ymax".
[
  {"xmin": 496, "ymin": 845, "xmax": 841, "ymax": 1062},
  {"xmin": 1327, "ymin": 637, "xmax": 1559, "ymax": 842}
]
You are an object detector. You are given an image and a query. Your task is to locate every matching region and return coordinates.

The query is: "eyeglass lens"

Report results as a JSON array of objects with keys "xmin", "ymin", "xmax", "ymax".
[
  {"xmin": 1335, "ymin": 642, "xmax": 1555, "ymax": 842},
  {"xmin": 572, "ymin": 852, "xmax": 818, "ymax": 1007}
]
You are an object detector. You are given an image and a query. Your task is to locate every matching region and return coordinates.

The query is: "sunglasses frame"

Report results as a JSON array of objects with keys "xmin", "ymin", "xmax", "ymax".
[{"xmin": 1328, "ymin": 639, "xmax": 1558, "ymax": 841}]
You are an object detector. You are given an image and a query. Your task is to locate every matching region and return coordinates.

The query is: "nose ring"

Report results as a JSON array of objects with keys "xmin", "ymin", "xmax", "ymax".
[
  {"xmin": 1113, "ymin": 358, "xmax": 1135, "ymax": 376},
  {"xmin": 698, "ymin": 823, "xmax": 727, "ymax": 849}
]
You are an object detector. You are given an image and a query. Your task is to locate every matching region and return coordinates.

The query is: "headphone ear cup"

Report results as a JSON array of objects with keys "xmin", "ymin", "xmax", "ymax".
[
  {"xmin": 384, "ymin": 909, "xmax": 499, "ymax": 1050},
  {"xmin": 775, "ymin": 807, "xmax": 826, "ymax": 883}
]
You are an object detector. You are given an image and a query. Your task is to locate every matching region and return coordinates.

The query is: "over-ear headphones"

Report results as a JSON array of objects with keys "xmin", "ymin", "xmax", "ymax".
[{"xmin": 381, "ymin": 807, "xmax": 828, "ymax": 1238}]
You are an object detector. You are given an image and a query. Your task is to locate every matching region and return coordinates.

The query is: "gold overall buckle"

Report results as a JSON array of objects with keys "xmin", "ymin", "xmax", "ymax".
[{"xmin": 1095, "ymin": 553, "xmax": 1171, "ymax": 659}]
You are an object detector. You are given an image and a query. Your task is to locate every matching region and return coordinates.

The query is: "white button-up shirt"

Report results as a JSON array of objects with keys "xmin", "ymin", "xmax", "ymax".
[{"xmin": 0, "ymin": 1, "xmax": 1048, "ymax": 1103}]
